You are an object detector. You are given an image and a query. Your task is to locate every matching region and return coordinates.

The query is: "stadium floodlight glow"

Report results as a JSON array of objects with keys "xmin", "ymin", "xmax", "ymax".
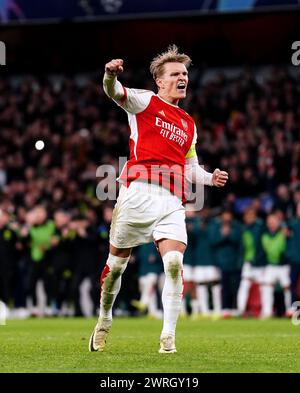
[{"xmin": 35, "ymin": 140, "xmax": 45, "ymax": 150}]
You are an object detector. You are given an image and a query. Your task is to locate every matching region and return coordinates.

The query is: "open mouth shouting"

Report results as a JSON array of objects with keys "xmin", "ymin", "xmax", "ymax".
[{"xmin": 177, "ymin": 82, "xmax": 186, "ymax": 91}]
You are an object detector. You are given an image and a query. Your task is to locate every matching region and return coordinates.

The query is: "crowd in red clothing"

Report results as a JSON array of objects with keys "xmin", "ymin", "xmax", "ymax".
[{"xmin": 1, "ymin": 65, "xmax": 300, "ymax": 317}]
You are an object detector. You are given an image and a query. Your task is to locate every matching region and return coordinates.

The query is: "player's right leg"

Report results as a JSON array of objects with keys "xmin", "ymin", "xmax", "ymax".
[
  {"xmin": 157, "ymin": 239, "xmax": 186, "ymax": 354},
  {"xmin": 89, "ymin": 245, "xmax": 131, "ymax": 352}
]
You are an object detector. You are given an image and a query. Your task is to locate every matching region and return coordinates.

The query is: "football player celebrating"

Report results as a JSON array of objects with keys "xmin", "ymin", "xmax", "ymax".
[{"xmin": 89, "ymin": 45, "xmax": 228, "ymax": 353}]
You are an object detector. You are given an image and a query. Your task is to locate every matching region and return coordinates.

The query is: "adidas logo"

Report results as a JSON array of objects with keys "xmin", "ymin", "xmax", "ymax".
[{"xmin": 158, "ymin": 110, "xmax": 166, "ymax": 117}]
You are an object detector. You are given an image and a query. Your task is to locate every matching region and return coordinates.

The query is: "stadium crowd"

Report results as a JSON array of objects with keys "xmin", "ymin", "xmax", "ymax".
[{"xmin": 0, "ymin": 65, "xmax": 300, "ymax": 319}]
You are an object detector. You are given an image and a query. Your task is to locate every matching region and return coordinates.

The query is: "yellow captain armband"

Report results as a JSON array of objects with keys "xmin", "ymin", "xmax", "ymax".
[{"xmin": 185, "ymin": 144, "xmax": 197, "ymax": 159}]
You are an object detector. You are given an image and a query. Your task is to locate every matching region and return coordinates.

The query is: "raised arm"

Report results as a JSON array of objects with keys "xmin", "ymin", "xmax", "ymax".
[
  {"xmin": 103, "ymin": 58, "xmax": 154, "ymax": 114},
  {"xmin": 103, "ymin": 59, "xmax": 126, "ymax": 102}
]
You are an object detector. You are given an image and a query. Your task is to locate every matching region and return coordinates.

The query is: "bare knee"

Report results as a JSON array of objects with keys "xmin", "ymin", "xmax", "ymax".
[
  {"xmin": 109, "ymin": 244, "xmax": 132, "ymax": 258},
  {"xmin": 157, "ymin": 239, "xmax": 186, "ymax": 257}
]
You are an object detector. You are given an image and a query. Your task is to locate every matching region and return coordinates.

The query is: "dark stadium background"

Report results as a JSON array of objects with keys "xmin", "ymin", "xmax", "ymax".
[
  {"xmin": 1, "ymin": 1, "xmax": 300, "ymax": 320},
  {"xmin": 2, "ymin": 10, "xmax": 300, "ymax": 72}
]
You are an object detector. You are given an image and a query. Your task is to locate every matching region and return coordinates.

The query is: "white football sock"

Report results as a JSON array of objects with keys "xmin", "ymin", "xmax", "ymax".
[
  {"xmin": 99, "ymin": 253, "xmax": 129, "ymax": 321},
  {"xmin": 161, "ymin": 251, "xmax": 184, "ymax": 337},
  {"xmin": 284, "ymin": 288, "xmax": 291, "ymax": 312},
  {"xmin": 191, "ymin": 299, "xmax": 199, "ymax": 315},
  {"xmin": 261, "ymin": 285, "xmax": 273, "ymax": 317},
  {"xmin": 212, "ymin": 284, "xmax": 222, "ymax": 314},
  {"xmin": 140, "ymin": 273, "xmax": 157, "ymax": 307},
  {"xmin": 197, "ymin": 284, "xmax": 209, "ymax": 314},
  {"xmin": 237, "ymin": 279, "xmax": 251, "ymax": 314}
]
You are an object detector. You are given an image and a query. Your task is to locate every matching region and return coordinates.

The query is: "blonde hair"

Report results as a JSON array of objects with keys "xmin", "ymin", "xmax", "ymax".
[{"xmin": 150, "ymin": 44, "xmax": 192, "ymax": 80}]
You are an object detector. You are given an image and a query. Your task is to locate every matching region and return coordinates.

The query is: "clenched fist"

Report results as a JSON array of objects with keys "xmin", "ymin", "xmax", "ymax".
[
  {"xmin": 105, "ymin": 59, "xmax": 124, "ymax": 76},
  {"xmin": 212, "ymin": 168, "xmax": 229, "ymax": 187}
]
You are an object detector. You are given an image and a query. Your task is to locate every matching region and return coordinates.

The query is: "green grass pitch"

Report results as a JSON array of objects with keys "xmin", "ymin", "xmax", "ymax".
[{"xmin": 0, "ymin": 317, "xmax": 300, "ymax": 373}]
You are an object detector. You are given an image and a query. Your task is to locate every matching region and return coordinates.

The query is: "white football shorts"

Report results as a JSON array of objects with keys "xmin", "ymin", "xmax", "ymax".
[
  {"xmin": 263, "ymin": 265, "xmax": 290, "ymax": 287},
  {"xmin": 183, "ymin": 265, "xmax": 194, "ymax": 282},
  {"xmin": 241, "ymin": 262, "xmax": 265, "ymax": 284},
  {"xmin": 194, "ymin": 266, "xmax": 221, "ymax": 284},
  {"xmin": 109, "ymin": 181, "xmax": 187, "ymax": 248}
]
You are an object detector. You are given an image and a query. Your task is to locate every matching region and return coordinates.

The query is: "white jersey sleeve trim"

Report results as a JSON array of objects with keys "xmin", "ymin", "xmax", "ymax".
[{"xmin": 103, "ymin": 72, "xmax": 153, "ymax": 114}]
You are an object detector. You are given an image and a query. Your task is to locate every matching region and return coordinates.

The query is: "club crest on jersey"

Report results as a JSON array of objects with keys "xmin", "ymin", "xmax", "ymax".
[{"xmin": 181, "ymin": 119, "xmax": 188, "ymax": 131}]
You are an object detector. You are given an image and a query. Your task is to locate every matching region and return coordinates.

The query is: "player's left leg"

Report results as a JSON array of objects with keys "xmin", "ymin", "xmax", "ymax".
[
  {"xmin": 157, "ymin": 239, "xmax": 186, "ymax": 353},
  {"xmin": 90, "ymin": 182, "xmax": 156, "ymax": 352},
  {"xmin": 89, "ymin": 246, "xmax": 131, "ymax": 352}
]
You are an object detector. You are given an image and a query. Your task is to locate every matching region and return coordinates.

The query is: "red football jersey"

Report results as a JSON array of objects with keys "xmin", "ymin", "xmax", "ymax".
[{"xmin": 114, "ymin": 88, "xmax": 197, "ymax": 199}]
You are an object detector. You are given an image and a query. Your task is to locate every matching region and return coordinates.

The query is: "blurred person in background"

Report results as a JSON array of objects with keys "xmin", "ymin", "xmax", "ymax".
[
  {"xmin": 70, "ymin": 212, "xmax": 99, "ymax": 317},
  {"xmin": 210, "ymin": 210, "xmax": 242, "ymax": 316},
  {"xmin": 131, "ymin": 242, "xmax": 163, "ymax": 319},
  {"xmin": 237, "ymin": 208, "xmax": 266, "ymax": 316},
  {"xmin": 182, "ymin": 209, "xmax": 198, "ymax": 318},
  {"xmin": 25, "ymin": 206, "xmax": 55, "ymax": 316},
  {"xmin": 97, "ymin": 205, "xmax": 113, "ymax": 271},
  {"xmin": 261, "ymin": 213, "xmax": 291, "ymax": 318},
  {"xmin": 0, "ymin": 209, "xmax": 18, "ymax": 315},
  {"xmin": 194, "ymin": 208, "xmax": 222, "ymax": 319},
  {"xmin": 285, "ymin": 202, "xmax": 300, "ymax": 306},
  {"xmin": 50, "ymin": 210, "xmax": 73, "ymax": 316},
  {"xmin": 274, "ymin": 184, "xmax": 294, "ymax": 219},
  {"xmin": 10, "ymin": 206, "xmax": 31, "ymax": 318},
  {"xmin": 2, "ymin": 64, "xmax": 300, "ymax": 322}
]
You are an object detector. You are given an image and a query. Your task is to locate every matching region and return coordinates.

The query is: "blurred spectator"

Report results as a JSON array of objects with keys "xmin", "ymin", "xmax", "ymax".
[
  {"xmin": 237, "ymin": 208, "xmax": 266, "ymax": 316},
  {"xmin": 194, "ymin": 208, "xmax": 222, "ymax": 318},
  {"xmin": 274, "ymin": 184, "xmax": 294, "ymax": 219},
  {"xmin": 261, "ymin": 213, "xmax": 291, "ymax": 318},
  {"xmin": 49, "ymin": 210, "xmax": 73, "ymax": 316},
  {"xmin": 131, "ymin": 242, "xmax": 163, "ymax": 319},
  {"xmin": 69, "ymin": 213, "xmax": 99, "ymax": 317},
  {"xmin": 25, "ymin": 206, "xmax": 55, "ymax": 316},
  {"xmin": 0, "ymin": 209, "xmax": 17, "ymax": 307},
  {"xmin": 182, "ymin": 209, "xmax": 199, "ymax": 318},
  {"xmin": 1, "ymin": 65, "xmax": 300, "ymax": 318},
  {"xmin": 286, "ymin": 203, "xmax": 300, "ymax": 305},
  {"xmin": 210, "ymin": 210, "xmax": 242, "ymax": 315}
]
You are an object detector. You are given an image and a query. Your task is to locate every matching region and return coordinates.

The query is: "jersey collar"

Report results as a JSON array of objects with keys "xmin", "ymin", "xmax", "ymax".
[{"xmin": 156, "ymin": 94, "xmax": 179, "ymax": 108}]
